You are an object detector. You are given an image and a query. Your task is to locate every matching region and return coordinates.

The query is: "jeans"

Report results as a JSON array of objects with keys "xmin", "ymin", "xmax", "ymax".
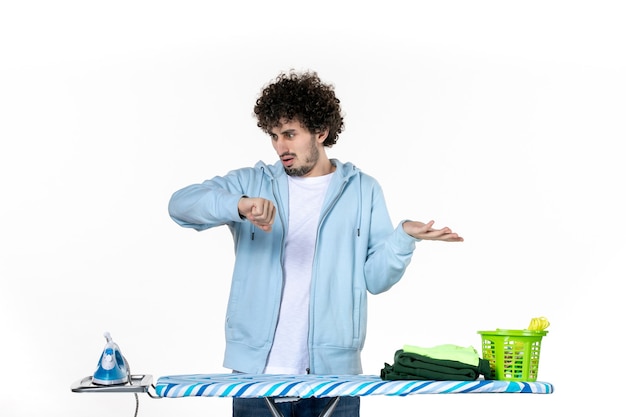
[{"xmin": 232, "ymin": 396, "xmax": 360, "ymax": 417}]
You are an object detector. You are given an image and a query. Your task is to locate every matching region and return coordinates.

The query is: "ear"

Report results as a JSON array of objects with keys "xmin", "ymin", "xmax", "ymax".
[{"xmin": 316, "ymin": 129, "xmax": 329, "ymax": 144}]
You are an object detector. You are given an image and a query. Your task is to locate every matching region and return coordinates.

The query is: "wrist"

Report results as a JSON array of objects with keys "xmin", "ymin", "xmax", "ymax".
[{"xmin": 238, "ymin": 195, "xmax": 248, "ymax": 220}]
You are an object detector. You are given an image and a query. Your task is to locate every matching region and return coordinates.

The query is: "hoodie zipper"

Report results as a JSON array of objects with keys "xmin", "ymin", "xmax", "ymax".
[{"xmin": 307, "ymin": 176, "xmax": 351, "ymax": 373}]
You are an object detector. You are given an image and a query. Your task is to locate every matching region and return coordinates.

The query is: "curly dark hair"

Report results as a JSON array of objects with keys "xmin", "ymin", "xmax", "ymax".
[{"xmin": 253, "ymin": 70, "xmax": 344, "ymax": 147}]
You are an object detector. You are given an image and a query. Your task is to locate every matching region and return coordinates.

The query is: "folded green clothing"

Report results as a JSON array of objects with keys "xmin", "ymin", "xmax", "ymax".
[
  {"xmin": 402, "ymin": 344, "xmax": 480, "ymax": 366},
  {"xmin": 380, "ymin": 350, "xmax": 491, "ymax": 381},
  {"xmin": 381, "ymin": 363, "xmax": 478, "ymax": 381}
]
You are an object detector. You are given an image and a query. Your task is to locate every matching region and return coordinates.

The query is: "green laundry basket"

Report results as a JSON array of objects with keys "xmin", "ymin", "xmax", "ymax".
[{"xmin": 478, "ymin": 329, "xmax": 548, "ymax": 382}]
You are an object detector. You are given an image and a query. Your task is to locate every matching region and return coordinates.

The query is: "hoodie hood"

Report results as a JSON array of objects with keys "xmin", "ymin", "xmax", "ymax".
[
  {"xmin": 253, "ymin": 158, "xmax": 360, "ymax": 181},
  {"xmin": 253, "ymin": 158, "xmax": 363, "ymax": 237}
]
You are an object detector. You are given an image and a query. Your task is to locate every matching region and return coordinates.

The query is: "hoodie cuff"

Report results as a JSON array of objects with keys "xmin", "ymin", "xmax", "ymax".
[
  {"xmin": 391, "ymin": 221, "xmax": 421, "ymax": 252},
  {"xmin": 222, "ymin": 193, "xmax": 248, "ymax": 222},
  {"xmin": 237, "ymin": 195, "xmax": 248, "ymax": 220}
]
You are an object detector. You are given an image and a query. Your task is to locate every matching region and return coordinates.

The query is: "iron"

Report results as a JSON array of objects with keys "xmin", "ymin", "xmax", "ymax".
[{"xmin": 92, "ymin": 332, "xmax": 130, "ymax": 385}]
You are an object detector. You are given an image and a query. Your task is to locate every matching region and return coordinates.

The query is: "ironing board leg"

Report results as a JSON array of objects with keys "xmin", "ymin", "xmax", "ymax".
[
  {"xmin": 318, "ymin": 397, "xmax": 341, "ymax": 417},
  {"xmin": 264, "ymin": 397, "xmax": 285, "ymax": 417},
  {"xmin": 263, "ymin": 397, "xmax": 341, "ymax": 417}
]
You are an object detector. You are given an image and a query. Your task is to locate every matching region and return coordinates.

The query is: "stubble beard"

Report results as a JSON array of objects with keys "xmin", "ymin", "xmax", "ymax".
[{"xmin": 284, "ymin": 136, "xmax": 320, "ymax": 177}]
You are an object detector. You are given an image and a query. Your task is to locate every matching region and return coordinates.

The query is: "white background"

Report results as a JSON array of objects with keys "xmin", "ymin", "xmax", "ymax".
[{"xmin": 1, "ymin": 1, "xmax": 624, "ymax": 416}]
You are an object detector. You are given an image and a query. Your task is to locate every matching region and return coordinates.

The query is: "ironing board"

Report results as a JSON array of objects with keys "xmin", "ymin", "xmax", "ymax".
[
  {"xmin": 73, "ymin": 373, "xmax": 553, "ymax": 417},
  {"xmin": 155, "ymin": 373, "xmax": 554, "ymax": 417}
]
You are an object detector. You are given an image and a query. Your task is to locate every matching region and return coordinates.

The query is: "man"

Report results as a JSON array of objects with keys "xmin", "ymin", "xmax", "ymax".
[{"xmin": 168, "ymin": 70, "xmax": 463, "ymax": 417}]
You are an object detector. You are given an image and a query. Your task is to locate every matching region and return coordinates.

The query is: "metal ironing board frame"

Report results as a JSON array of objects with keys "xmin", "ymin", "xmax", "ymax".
[
  {"xmin": 263, "ymin": 396, "xmax": 340, "ymax": 417},
  {"xmin": 71, "ymin": 374, "xmax": 154, "ymax": 394}
]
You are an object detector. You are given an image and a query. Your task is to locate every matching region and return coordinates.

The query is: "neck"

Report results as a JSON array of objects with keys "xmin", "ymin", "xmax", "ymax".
[{"xmin": 307, "ymin": 157, "xmax": 335, "ymax": 177}]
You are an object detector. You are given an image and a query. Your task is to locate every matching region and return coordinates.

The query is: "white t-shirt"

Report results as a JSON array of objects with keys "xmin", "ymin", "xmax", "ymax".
[{"xmin": 263, "ymin": 172, "xmax": 334, "ymax": 374}]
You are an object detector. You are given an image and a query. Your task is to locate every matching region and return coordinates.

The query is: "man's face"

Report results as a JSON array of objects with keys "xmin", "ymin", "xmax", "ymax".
[{"xmin": 269, "ymin": 119, "xmax": 324, "ymax": 177}]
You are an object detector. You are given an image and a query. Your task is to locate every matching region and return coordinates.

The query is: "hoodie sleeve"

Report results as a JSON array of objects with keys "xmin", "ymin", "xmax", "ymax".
[
  {"xmin": 168, "ymin": 169, "xmax": 253, "ymax": 231},
  {"xmin": 363, "ymin": 182, "xmax": 420, "ymax": 294}
]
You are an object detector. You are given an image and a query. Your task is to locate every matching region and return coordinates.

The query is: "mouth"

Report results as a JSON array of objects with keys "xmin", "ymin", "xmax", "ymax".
[{"xmin": 281, "ymin": 155, "xmax": 295, "ymax": 167}]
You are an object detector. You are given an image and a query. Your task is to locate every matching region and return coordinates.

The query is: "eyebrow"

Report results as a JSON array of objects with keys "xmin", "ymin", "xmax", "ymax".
[
  {"xmin": 271, "ymin": 128, "xmax": 297, "ymax": 138},
  {"xmin": 270, "ymin": 127, "xmax": 298, "ymax": 138}
]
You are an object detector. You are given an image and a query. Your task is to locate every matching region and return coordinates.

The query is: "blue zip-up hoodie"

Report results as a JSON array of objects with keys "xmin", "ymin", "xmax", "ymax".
[{"xmin": 168, "ymin": 159, "xmax": 420, "ymax": 375}]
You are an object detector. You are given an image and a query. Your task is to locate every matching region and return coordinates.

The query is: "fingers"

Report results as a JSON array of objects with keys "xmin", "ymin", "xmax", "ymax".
[
  {"xmin": 423, "ymin": 220, "xmax": 435, "ymax": 232},
  {"xmin": 405, "ymin": 220, "xmax": 464, "ymax": 242},
  {"xmin": 426, "ymin": 223, "xmax": 457, "ymax": 239},
  {"xmin": 438, "ymin": 233, "xmax": 464, "ymax": 242},
  {"xmin": 428, "ymin": 229, "xmax": 464, "ymax": 242},
  {"xmin": 249, "ymin": 198, "xmax": 276, "ymax": 231}
]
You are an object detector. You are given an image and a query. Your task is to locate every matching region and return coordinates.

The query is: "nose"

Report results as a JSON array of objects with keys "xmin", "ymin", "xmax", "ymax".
[{"xmin": 273, "ymin": 137, "xmax": 289, "ymax": 155}]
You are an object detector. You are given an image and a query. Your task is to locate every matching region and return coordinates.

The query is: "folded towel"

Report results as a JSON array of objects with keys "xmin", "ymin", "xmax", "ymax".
[{"xmin": 381, "ymin": 350, "xmax": 491, "ymax": 381}]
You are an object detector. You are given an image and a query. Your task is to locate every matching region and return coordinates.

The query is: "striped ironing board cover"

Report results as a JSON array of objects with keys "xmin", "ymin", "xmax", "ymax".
[{"xmin": 155, "ymin": 374, "xmax": 554, "ymax": 398}]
